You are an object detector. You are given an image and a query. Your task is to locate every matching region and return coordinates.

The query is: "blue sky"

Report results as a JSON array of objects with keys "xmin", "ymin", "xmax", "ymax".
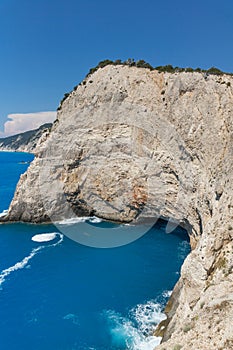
[{"xmin": 0, "ymin": 0, "xmax": 233, "ymax": 133}]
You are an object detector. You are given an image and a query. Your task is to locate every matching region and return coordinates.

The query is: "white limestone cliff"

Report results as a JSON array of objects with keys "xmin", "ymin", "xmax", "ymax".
[{"xmin": 2, "ymin": 65, "xmax": 233, "ymax": 349}]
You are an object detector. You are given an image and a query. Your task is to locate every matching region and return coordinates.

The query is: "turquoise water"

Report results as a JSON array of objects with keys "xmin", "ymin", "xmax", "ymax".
[{"xmin": 0, "ymin": 152, "xmax": 190, "ymax": 350}]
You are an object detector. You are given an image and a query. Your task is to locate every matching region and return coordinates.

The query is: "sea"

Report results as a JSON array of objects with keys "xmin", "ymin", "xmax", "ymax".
[{"xmin": 0, "ymin": 151, "xmax": 190, "ymax": 350}]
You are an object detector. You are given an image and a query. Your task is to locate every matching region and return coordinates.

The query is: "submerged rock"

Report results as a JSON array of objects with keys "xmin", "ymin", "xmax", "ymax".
[{"xmin": 3, "ymin": 64, "xmax": 233, "ymax": 349}]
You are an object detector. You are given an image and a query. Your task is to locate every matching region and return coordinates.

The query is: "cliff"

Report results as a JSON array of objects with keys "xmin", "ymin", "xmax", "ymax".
[
  {"xmin": 2, "ymin": 65, "xmax": 233, "ymax": 349},
  {"xmin": 0, "ymin": 123, "xmax": 52, "ymax": 153}
]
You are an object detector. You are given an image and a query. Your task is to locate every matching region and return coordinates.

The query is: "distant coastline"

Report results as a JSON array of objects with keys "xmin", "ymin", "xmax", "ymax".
[{"xmin": 0, "ymin": 123, "xmax": 52, "ymax": 153}]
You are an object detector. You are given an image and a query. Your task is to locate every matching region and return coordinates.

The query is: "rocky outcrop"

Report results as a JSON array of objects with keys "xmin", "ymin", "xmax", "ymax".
[
  {"xmin": 0, "ymin": 123, "xmax": 52, "ymax": 153},
  {"xmin": 2, "ymin": 65, "xmax": 233, "ymax": 349}
]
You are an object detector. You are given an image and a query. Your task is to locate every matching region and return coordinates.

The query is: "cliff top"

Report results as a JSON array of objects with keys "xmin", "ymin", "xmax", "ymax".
[{"xmin": 57, "ymin": 59, "xmax": 233, "ymax": 110}]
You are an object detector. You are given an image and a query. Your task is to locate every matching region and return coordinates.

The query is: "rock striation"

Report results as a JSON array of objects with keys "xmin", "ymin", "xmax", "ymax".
[
  {"xmin": 0, "ymin": 123, "xmax": 52, "ymax": 153},
  {"xmin": 2, "ymin": 65, "xmax": 233, "ymax": 349}
]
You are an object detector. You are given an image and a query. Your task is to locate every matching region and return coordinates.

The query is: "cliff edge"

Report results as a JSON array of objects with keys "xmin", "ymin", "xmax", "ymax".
[{"xmin": 2, "ymin": 65, "xmax": 233, "ymax": 349}]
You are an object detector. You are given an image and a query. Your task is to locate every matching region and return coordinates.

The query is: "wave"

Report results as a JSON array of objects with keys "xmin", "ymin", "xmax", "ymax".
[
  {"xmin": 31, "ymin": 233, "xmax": 57, "ymax": 242},
  {"xmin": 0, "ymin": 233, "xmax": 63, "ymax": 289},
  {"xmin": 58, "ymin": 216, "xmax": 102, "ymax": 225},
  {"xmin": 162, "ymin": 290, "xmax": 172, "ymax": 298},
  {"xmin": 89, "ymin": 217, "xmax": 103, "ymax": 223},
  {"xmin": 63, "ymin": 313, "xmax": 80, "ymax": 325},
  {"xmin": 103, "ymin": 300, "xmax": 166, "ymax": 350},
  {"xmin": 178, "ymin": 240, "xmax": 190, "ymax": 260},
  {"xmin": 132, "ymin": 301, "xmax": 166, "ymax": 335},
  {"xmin": 0, "ymin": 209, "xmax": 8, "ymax": 217}
]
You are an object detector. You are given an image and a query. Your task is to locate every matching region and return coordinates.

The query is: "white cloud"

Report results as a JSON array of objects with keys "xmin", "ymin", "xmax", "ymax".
[{"xmin": 0, "ymin": 111, "xmax": 57, "ymax": 137}]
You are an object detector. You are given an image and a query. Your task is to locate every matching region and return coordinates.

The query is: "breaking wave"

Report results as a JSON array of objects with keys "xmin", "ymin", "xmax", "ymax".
[
  {"xmin": 31, "ymin": 233, "xmax": 57, "ymax": 242},
  {"xmin": 0, "ymin": 209, "xmax": 8, "ymax": 217},
  {"xmin": 103, "ymin": 300, "xmax": 166, "ymax": 350},
  {"xmin": 58, "ymin": 216, "xmax": 102, "ymax": 225},
  {"xmin": 162, "ymin": 290, "xmax": 172, "ymax": 298},
  {"xmin": 0, "ymin": 233, "xmax": 63, "ymax": 288}
]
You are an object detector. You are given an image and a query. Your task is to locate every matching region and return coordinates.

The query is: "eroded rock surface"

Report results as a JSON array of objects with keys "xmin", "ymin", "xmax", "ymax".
[{"xmin": 3, "ymin": 65, "xmax": 233, "ymax": 349}]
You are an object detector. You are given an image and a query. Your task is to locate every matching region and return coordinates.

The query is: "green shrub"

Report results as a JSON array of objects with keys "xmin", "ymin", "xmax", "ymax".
[
  {"xmin": 207, "ymin": 67, "xmax": 224, "ymax": 75},
  {"xmin": 136, "ymin": 60, "xmax": 153, "ymax": 70},
  {"xmin": 124, "ymin": 58, "xmax": 136, "ymax": 66},
  {"xmin": 98, "ymin": 59, "xmax": 114, "ymax": 68},
  {"xmin": 185, "ymin": 67, "xmax": 195, "ymax": 72},
  {"xmin": 156, "ymin": 64, "xmax": 175, "ymax": 73},
  {"xmin": 113, "ymin": 59, "xmax": 122, "ymax": 65}
]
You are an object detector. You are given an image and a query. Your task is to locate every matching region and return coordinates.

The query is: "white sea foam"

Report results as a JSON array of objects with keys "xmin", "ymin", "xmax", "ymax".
[
  {"xmin": 132, "ymin": 301, "xmax": 166, "ymax": 334},
  {"xmin": 88, "ymin": 217, "xmax": 102, "ymax": 223},
  {"xmin": 104, "ymin": 300, "xmax": 166, "ymax": 350},
  {"xmin": 63, "ymin": 313, "xmax": 80, "ymax": 325},
  {"xmin": 0, "ymin": 209, "xmax": 8, "ymax": 217},
  {"xmin": 58, "ymin": 216, "xmax": 102, "ymax": 225},
  {"xmin": 162, "ymin": 290, "xmax": 172, "ymax": 298},
  {"xmin": 0, "ymin": 233, "xmax": 63, "ymax": 289},
  {"xmin": 31, "ymin": 233, "xmax": 57, "ymax": 242},
  {"xmin": 178, "ymin": 240, "xmax": 190, "ymax": 260},
  {"xmin": 131, "ymin": 335, "xmax": 162, "ymax": 350}
]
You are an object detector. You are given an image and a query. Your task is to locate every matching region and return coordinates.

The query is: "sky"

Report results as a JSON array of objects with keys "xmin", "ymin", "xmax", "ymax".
[{"xmin": 0, "ymin": 0, "xmax": 233, "ymax": 135}]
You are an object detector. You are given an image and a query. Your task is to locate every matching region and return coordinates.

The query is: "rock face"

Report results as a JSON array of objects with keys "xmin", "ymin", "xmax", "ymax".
[
  {"xmin": 2, "ymin": 65, "xmax": 233, "ymax": 349},
  {"xmin": 0, "ymin": 123, "xmax": 52, "ymax": 153}
]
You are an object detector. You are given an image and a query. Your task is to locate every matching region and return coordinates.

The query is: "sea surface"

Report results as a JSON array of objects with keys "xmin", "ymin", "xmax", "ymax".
[{"xmin": 0, "ymin": 151, "xmax": 190, "ymax": 350}]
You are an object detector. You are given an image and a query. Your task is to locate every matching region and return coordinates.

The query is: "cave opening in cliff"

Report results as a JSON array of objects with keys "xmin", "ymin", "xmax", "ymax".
[{"xmin": 153, "ymin": 218, "xmax": 190, "ymax": 242}]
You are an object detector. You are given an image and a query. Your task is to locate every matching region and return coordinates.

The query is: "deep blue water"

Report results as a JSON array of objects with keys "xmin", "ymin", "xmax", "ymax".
[{"xmin": 0, "ymin": 152, "xmax": 190, "ymax": 350}]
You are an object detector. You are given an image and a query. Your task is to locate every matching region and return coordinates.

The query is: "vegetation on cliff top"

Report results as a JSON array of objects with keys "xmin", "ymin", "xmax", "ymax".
[
  {"xmin": 84, "ymin": 59, "xmax": 231, "ymax": 76},
  {"xmin": 57, "ymin": 59, "xmax": 232, "ymax": 110}
]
